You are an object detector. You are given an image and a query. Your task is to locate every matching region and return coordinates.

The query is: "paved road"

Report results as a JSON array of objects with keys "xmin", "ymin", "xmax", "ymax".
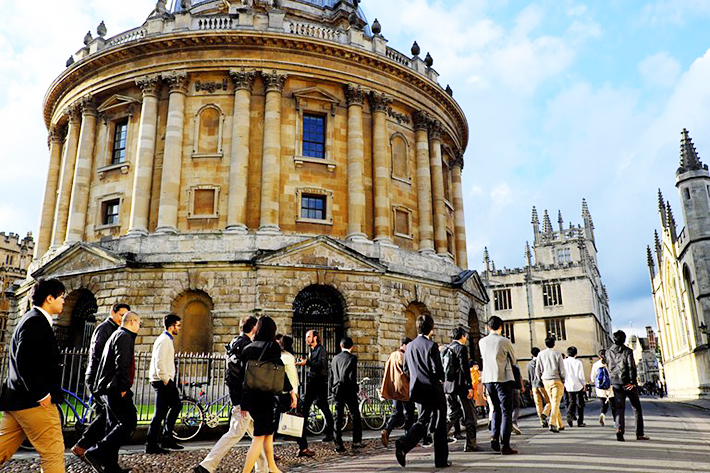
[{"xmin": 289, "ymin": 399, "xmax": 710, "ymax": 473}]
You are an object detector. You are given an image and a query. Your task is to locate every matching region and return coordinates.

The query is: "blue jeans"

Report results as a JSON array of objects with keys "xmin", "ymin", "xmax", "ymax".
[{"xmin": 485, "ymin": 382, "xmax": 514, "ymax": 448}]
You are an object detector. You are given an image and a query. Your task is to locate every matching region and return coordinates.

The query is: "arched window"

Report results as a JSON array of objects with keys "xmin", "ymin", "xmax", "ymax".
[
  {"xmin": 193, "ymin": 105, "xmax": 223, "ymax": 157},
  {"xmin": 403, "ymin": 301, "xmax": 430, "ymax": 340},
  {"xmin": 292, "ymin": 285, "xmax": 345, "ymax": 358},
  {"xmin": 391, "ymin": 134, "xmax": 409, "ymax": 180},
  {"xmin": 683, "ymin": 264, "xmax": 700, "ymax": 346},
  {"xmin": 55, "ymin": 288, "xmax": 98, "ymax": 350},
  {"xmin": 172, "ymin": 290, "xmax": 214, "ymax": 353}
]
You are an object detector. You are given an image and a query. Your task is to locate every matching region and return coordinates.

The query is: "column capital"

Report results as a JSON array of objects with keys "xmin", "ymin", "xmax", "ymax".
[
  {"xmin": 79, "ymin": 95, "xmax": 97, "ymax": 117},
  {"xmin": 136, "ymin": 74, "xmax": 161, "ymax": 97},
  {"xmin": 412, "ymin": 110, "xmax": 431, "ymax": 131},
  {"xmin": 229, "ymin": 68, "xmax": 257, "ymax": 92},
  {"xmin": 369, "ymin": 91, "xmax": 392, "ymax": 113},
  {"xmin": 428, "ymin": 119, "xmax": 442, "ymax": 141},
  {"xmin": 65, "ymin": 103, "xmax": 82, "ymax": 124},
  {"xmin": 163, "ymin": 70, "xmax": 190, "ymax": 94},
  {"xmin": 451, "ymin": 153, "xmax": 464, "ymax": 170},
  {"xmin": 47, "ymin": 125, "xmax": 65, "ymax": 147},
  {"xmin": 261, "ymin": 70, "xmax": 287, "ymax": 93},
  {"xmin": 345, "ymin": 84, "xmax": 366, "ymax": 106}
]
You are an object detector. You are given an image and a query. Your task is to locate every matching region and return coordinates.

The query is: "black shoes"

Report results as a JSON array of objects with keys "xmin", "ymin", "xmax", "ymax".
[
  {"xmin": 463, "ymin": 443, "xmax": 481, "ymax": 452},
  {"xmin": 577, "ymin": 423, "xmax": 587, "ymax": 427},
  {"xmin": 490, "ymin": 438, "xmax": 500, "ymax": 452},
  {"xmin": 395, "ymin": 440, "xmax": 406, "ymax": 467},
  {"xmin": 567, "ymin": 418, "xmax": 573, "ymax": 427},
  {"xmin": 501, "ymin": 446, "xmax": 518, "ymax": 455},
  {"xmin": 636, "ymin": 435, "xmax": 650, "ymax": 441},
  {"xmin": 422, "ymin": 435, "xmax": 433, "ymax": 447},
  {"xmin": 616, "ymin": 430, "xmax": 625, "ymax": 442},
  {"xmin": 352, "ymin": 442, "xmax": 366, "ymax": 449},
  {"xmin": 322, "ymin": 435, "xmax": 335, "ymax": 442},
  {"xmin": 549, "ymin": 425, "xmax": 559, "ymax": 433},
  {"xmin": 193, "ymin": 466, "xmax": 210, "ymax": 473},
  {"xmin": 334, "ymin": 444, "xmax": 346, "ymax": 453},
  {"xmin": 435, "ymin": 461, "xmax": 452, "ymax": 468},
  {"xmin": 162, "ymin": 438, "xmax": 184, "ymax": 450},
  {"xmin": 83, "ymin": 449, "xmax": 105, "ymax": 473},
  {"xmin": 145, "ymin": 444, "xmax": 170, "ymax": 454}
]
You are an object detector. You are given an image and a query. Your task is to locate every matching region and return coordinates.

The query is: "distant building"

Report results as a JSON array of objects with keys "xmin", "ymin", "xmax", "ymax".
[
  {"xmin": 648, "ymin": 129, "xmax": 710, "ymax": 399},
  {"xmin": 0, "ymin": 232, "xmax": 34, "ymax": 341},
  {"xmin": 483, "ymin": 200, "xmax": 612, "ymax": 379},
  {"xmin": 627, "ymin": 329, "xmax": 660, "ymax": 386}
]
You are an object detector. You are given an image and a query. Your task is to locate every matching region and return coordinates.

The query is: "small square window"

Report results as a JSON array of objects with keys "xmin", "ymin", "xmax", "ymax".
[
  {"xmin": 394, "ymin": 209, "xmax": 410, "ymax": 236},
  {"xmin": 101, "ymin": 199, "xmax": 120, "ymax": 226},
  {"xmin": 302, "ymin": 114, "xmax": 326, "ymax": 159},
  {"xmin": 111, "ymin": 120, "xmax": 128, "ymax": 165},
  {"xmin": 301, "ymin": 194, "xmax": 326, "ymax": 220},
  {"xmin": 193, "ymin": 189, "xmax": 216, "ymax": 216}
]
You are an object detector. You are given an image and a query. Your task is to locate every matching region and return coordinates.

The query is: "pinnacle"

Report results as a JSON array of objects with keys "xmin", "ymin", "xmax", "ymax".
[
  {"xmin": 678, "ymin": 128, "xmax": 704, "ymax": 173},
  {"xmin": 543, "ymin": 210, "xmax": 553, "ymax": 234},
  {"xmin": 531, "ymin": 206, "xmax": 539, "ymax": 225}
]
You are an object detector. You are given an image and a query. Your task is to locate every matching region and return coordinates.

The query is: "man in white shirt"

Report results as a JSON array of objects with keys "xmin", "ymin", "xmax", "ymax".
[
  {"xmin": 563, "ymin": 346, "xmax": 586, "ymax": 428},
  {"xmin": 146, "ymin": 313, "xmax": 183, "ymax": 453}
]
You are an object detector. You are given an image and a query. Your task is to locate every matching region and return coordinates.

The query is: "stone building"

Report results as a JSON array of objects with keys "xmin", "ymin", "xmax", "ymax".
[
  {"xmin": 0, "ymin": 232, "xmax": 34, "ymax": 342},
  {"xmin": 482, "ymin": 201, "xmax": 612, "ymax": 379},
  {"xmin": 627, "ymin": 331, "xmax": 660, "ymax": 387},
  {"xmin": 647, "ymin": 129, "xmax": 710, "ymax": 399},
  {"xmin": 9, "ymin": 0, "xmax": 487, "ymax": 359}
]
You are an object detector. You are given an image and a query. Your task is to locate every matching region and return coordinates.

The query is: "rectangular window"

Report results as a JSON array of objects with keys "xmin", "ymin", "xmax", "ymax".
[
  {"xmin": 193, "ymin": 189, "xmax": 216, "ymax": 216},
  {"xmin": 555, "ymin": 248, "xmax": 571, "ymax": 264},
  {"xmin": 446, "ymin": 231, "xmax": 455, "ymax": 255},
  {"xmin": 302, "ymin": 114, "xmax": 326, "ymax": 159},
  {"xmin": 546, "ymin": 318, "xmax": 567, "ymax": 341},
  {"xmin": 301, "ymin": 194, "xmax": 326, "ymax": 220},
  {"xmin": 111, "ymin": 120, "xmax": 128, "ymax": 164},
  {"xmin": 543, "ymin": 282, "xmax": 563, "ymax": 306},
  {"xmin": 503, "ymin": 322, "xmax": 515, "ymax": 343},
  {"xmin": 101, "ymin": 199, "xmax": 120, "ymax": 226},
  {"xmin": 493, "ymin": 289, "xmax": 512, "ymax": 311},
  {"xmin": 394, "ymin": 208, "xmax": 410, "ymax": 236}
]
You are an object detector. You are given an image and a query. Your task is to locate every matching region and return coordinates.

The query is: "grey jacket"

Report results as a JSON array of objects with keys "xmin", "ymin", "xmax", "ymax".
[
  {"xmin": 478, "ymin": 332, "xmax": 517, "ymax": 383},
  {"xmin": 535, "ymin": 348, "xmax": 565, "ymax": 382},
  {"xmin": 527, "ymin": 357, "xmax": 544, "ymax": 388}
]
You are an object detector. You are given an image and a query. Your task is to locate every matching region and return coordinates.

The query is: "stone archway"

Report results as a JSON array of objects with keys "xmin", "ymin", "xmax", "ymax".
[
  {"xmin": 171, "ymin": 290, "xmax": 214, "ymax": 353},
  {"xmin": 403, "ymin": 301, "xmax": 430, "ymax": 340},
  {"xmin": 56, "ymin": 288, "xmax": 98, "ymax": 350},
  {"xmin": 292, "ymin": 284, "xmax": 346, "ymax": 359},
  {"xmin": 468, "ymin": 307, "xmax": 482, "ymax": 364}
]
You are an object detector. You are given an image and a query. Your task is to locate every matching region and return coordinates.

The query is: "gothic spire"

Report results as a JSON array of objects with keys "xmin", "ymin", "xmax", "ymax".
[
  {"xmin": 678, "ymin": 128, "xmax": 705, "ymax": 174},
  {"xmin": 658, "ymin": 188, "xmax": 667, "ymax": 228},
  {"xmin": 666, "ymin": 201, "xmax": 677, "ymax": 242},
  {"xmin": 531, "ymin": 206, "xmax": 539, "ymax": 225},
  {"xmin": 647, "ymin": 245, "xmax": 655, "ymax": 279},
  {"xmin": 483, "ymin": 247, "xmax": 490, "ymax": 271},
  {"xmin": 525, "ymin": 241, "xmax": 532, "ymax": 267},
  {"xmin": 558, "ymin": 210, "xmax": 564, "ymax": 232},
  {"xmin": 543, "ymin": 210, "xmax": 553, "ymax": 234},
  {"xmin": 654, "ymin": 230, "xmax": 662, "ymax": 266},
  {"xmin": 582, "ymin": 198, "xmax": 594, "ymax": 229}
]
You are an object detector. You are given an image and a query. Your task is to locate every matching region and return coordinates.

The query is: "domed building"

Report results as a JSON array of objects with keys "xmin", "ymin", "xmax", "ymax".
[{"xmin": 12, "ymin": 0, "xmax": 487, "ymax": 360}]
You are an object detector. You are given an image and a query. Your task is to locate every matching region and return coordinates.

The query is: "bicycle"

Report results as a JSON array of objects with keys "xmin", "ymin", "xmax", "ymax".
[{"xmin": 171, "ymin": 382, "xmax": 232, "ymax": 441}]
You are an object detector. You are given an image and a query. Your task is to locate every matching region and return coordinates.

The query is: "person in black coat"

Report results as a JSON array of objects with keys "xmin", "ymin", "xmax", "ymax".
[
  {"xmin": 0, "ymin": 278, "xmax": 66, "ymax": 473},
  {"xmin": 240, "ymin": 316, "xmax": 296, "ymax": 473},
  {"xmin": 443, "ymin": 325, "xmax": 478, "ymax": 451},
  {"xmin": 330, "ymin": 337, "xmax": 364, "ymax": 452},
  {"xmin": 84, "ymin": 311, "xmax": 141, "ymax": 473},
  {"xmin": 72, "ymin": 302, "xmax": 131, "ymax": 459},
  {"xmin": 395, "ymin": 314, "xmax": 450, "ymax": 469}
]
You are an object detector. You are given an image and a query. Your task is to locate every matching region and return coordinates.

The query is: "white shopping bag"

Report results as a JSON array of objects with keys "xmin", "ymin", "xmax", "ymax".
[{"xmin": 277, "ymin": 412, "xmax": 304, "ymax": 437}]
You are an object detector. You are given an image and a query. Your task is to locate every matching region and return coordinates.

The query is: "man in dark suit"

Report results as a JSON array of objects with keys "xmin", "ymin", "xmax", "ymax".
[
  {"xmin": 330, "ymin": 337, "xmax": 364, "ymax": 452},
  {"xmin": 443, "ymin": 325, "xmax": 479, "ymax": 452},
  {"xmin": 0, "ymin": 278, "xmax": 66, "ymax": 473},
  {"xmin": 72, "ymin": 303, "xmax": 131, "ymax": 459},
  {"xmin": 84, "ymin": 311, "xmax": 141, "ymax": 473},
  {"xmin": 395, "ymin": 314, "xmax": 450, "ymax": 469}
]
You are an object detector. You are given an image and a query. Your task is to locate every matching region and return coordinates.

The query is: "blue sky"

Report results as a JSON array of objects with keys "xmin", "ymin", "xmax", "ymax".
[{"xmin": 2, "ymin": 0, "xmax": 710, "ymax": 336}]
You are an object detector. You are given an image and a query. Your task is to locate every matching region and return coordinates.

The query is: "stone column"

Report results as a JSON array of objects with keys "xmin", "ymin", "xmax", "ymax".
[
  {"xmin": 413, "ymin": 110, "xmax": 434, "ymax": 254},
  {"xmin": 451, "ymin": 154, "xmax": 468, "ymax": 269},
  {"xmin": 128, "ymin": 74, "xmax": 161, "ymax": 236},
  {"xmin": 65, "ymin": 96, "xmax": 98, "ymax": 244},
  {"xmin": 370, "ymin": 91, "xmax": 392, "ymax": 244},
  {"xmin": 226, "ymin": 68, "xmax": 256, "ymax": 233},
  {"xmin": 258, "ymin": 70, "xmax": 286, "ymax": 234},
  {"xmin": 345, "ymin": 84, "xmax": 367, "ymax": 241},
  {"xmin": 36, "ymin": 126, "xmax": 65, "ymax": 257},
  {"xmin": 156, "ymin": 71, "xmax": 189, "ymax": 234},
  {"xmin": 51, "ymin": 105, "xmax": 81, "ymax": 248},
  {"xmin": 429, "ymin": 120, "xmax": 448, "ymax": 255}
]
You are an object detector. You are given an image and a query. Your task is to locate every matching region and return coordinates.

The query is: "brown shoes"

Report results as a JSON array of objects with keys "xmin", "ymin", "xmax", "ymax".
[
  {"xmin": 71, "ymin": 444, "xmax": 87, "ymax": 458},
  {"xmin": 381, "ymin": 429, "xmax": 389, "ymax": 448}
]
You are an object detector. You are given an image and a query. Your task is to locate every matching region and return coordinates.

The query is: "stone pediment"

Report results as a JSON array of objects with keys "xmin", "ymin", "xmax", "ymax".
[
  {"xmin": 454, "ymin": 270, "xmax": 489, "ymax": 303},
  {"xmin": 292, "ymin": 87, "xmax": 341, "ymax": 105},
  {"xmin": 32, "ymin": 243, "xmax": 128, "ymax": 279},
  {"xmin": 257, "ymin": 236, "xmax": 385, "ymax": 273},
  {"xmin": 97, "ymin": 94, "xmax": 141, "ymax": 115}
]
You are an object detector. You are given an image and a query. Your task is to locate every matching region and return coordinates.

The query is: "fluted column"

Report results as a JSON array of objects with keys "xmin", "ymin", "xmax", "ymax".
[
  {"xmin": 36, "ymin": 126, "xmax": 65, "ymax": 257},
  {"xmin": 451, "ymin": 154, "xmax": 468, "ymax": 269},
  {"xmin": 346, "ymin": 84, "xmax": 367, "ymax": 241},
  {"xmin": 156, "ymin": 71, "xmax": 189, "ymax": 234},
  {"xmin": 258, "ymin": 70, "xmax": 286, "ymax": 234},
  {"xmin": 370, "ymin": 91, "xmax": 392, "ymax": 244},
  {"xmin": 226, "ymin": 68, "xmax": 256, "ymax": 233},
  {"xmin": 51, "ymin": 105, "xmax": 81, "ymax": 248},
  {"xmin": 429, "ymin": 120, "xmax": 448, "ymax": 255},
  {"xmin": 414, "ymin": 110, "xmax": 434, "ymax": 254},
  {"xmin": 128, "ymin": 74, "xmax": 161, "ymax": 236},
  {"xmin": 65, "ymin": 96, "xmax": 98, "ymax": 244}
]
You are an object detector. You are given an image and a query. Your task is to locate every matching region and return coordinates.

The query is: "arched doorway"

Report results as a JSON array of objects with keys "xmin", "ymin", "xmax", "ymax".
[
  {"xmin": 55, "ymin": 288, "xmax": 98, "ymax": 350},
  {"xmin": 403, "ymin": 301, "xmax": 430, "ymax": 340},
  {"xmin": 468, "ymin": 307, "xmax": 482, "ymax": 364},
  {"xmin": 172, "ymin": 290, "xmax": 214, "ymax": 353},
  {"xmin": 292, "ymin": 285, "xmax": 345, "ymax": 359}
]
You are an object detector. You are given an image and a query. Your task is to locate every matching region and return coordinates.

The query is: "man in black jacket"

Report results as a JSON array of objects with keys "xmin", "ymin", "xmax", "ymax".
[
  {"xmin": 0, "ymin": 278, "xmax": 66, "ymax": 473},
  {"xmin": 607, "ymin": 330, "xmax": 649, "ymax": 442},
  {"xmin": 295, "ymin": 330, "xmax": 335, "ymax": 456},
  {"xmin": 395, "ymin": 314, "xmax": 450, "ymax": 469},
  {"xmin": 72, "ymin": 303, "xmax": 131, "ymax": 459},
  {"xmin": 443, "ymin": 326, "xmax": 479, "ymax": 452},
  {"xmin": 84, "ymin": 311, "xmax": 141, "ymax": 473},
  {"xmin": 331, "ymin": 337, "xmax": 364, "ymax": 452}
]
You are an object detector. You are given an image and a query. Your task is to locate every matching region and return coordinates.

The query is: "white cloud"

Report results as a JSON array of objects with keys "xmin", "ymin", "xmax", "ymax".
[
  {"xmin": 639, "ymin": 52, "xmax": 681, "ymax": 89},
  {"xmin": 640, "ymin": 0, "xmax": 710, "ymax": 26}
]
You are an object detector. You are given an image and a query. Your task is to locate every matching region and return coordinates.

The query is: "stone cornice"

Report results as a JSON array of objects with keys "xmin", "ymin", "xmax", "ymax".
[
  {"xmin": 369, "ymin": 91, "xmax": 392, "ymax": 114},
  {"xmin": 135, "ymin": 74, "xmax": 161, "ymax": 97},
  {"xmin": 162, "ymin": 70, "xmax": 190, "ymax": 94},
  {"xmin": 345, "ymin": 84, "xmax": 365, "ymax": 106},
  {"xmin": 229, "ymin": 68, "xmax": 257, "ymax": 92},
  {"xmin": 261, "ymin": 70, "xmax": 287, "ymax": 93}
]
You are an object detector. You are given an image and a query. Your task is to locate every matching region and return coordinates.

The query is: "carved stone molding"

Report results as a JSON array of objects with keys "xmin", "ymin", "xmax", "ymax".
[
  {"xmin": 369, "ymin": 91, "xmax": 392, "ymax": 114},
  {"xmin": 450, "ymin": 153, "xmax": 464, "ymax": 170},
  {"xmin": 229, "ymin": 68, "xmax": 257, "ymax": 92},
  {"xmin": 163, "ymin": 71, "xmax": 190, "ymax": 94},
  {"xmin": 136, "ymin": 74, "xmax": 161, "ymax": 97},
  {"xmin": 47, "ymin": 125, "xmax": 65, "ymax": 147},
  {"xmin": 65, "ymin": 103, "xmax": 82, "ymax": 124},
  {"xmin": 261, "ymin": 70, "xmax": 287, "ymax": 93},
  {"xmin": 387, "ymin": 107, "xmax": 410, "ymax": 125},
  {"xmin": 428, "ymin": 120, "xmax": 442, "ymax": 141},
  {"xmin": 79, "ymin": 95, "xmax": 98, "ymax": 116},
  {"xmin": 412, "ymin": 110, "xmax": 431, "ymax": 131},
  {"xmin": 345, "ymin": 84, "xmax": 366, "ymax": 106},
  {"xmin": 195, "ymin": 79, "xmax": 228, "ymax": 93}
]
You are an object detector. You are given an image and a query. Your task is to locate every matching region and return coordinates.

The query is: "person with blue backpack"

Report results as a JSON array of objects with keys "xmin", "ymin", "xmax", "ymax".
[{"xmin": 590, "ymin": 349, "xmax": 615, "ymax": 427}]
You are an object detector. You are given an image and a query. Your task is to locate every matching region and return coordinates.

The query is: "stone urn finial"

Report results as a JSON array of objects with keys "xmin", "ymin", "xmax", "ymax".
[
  {"xmin": 411, "ymin": 41, "xmax": 420, "ymax": 57},
  {"xmin": 372, "ymin": 18, "xmax": 381, "ymax": 35},
  {"xmin": 83, "ymin": 31, "xmax": 93, "ymax": 45},
  {"xmin": 97, "ymin": 21, "xmax": 107, "ymax": 38},
  {"xmin": 425, "ymin": 52, "xmax": 433, "ymax": 68}
]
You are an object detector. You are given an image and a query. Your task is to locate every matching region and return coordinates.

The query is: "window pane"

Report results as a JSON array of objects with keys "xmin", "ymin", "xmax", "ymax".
[
  {"xmin": 102, "ymin": 199, "xmax": 120, "ymax": 225},
  {"xmin": 301, "ymin": 194, "xmax": 326, "ymax": 220},
  {"xmin": 112, "ymin": 120, "xmax": 128, "ymax": 164},
  {"xmin": 303, "ymin": 114, "xmax": 326, "ymax": 159}
]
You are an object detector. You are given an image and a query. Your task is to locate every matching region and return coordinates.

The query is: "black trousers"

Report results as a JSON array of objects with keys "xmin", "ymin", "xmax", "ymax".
[
  {"xmin": 297, "ymin": 378, "xmax": 334, "ymax": 450},
  {"xmin": 146, "ymin": 380, "xmax": 181, "ymax": 445},
  {"xmin": 613, "ymin": 386, "xmax": 644, "ymax": 436},
  {"xmin": 600, "ymin": 396, "xmax": 617, "ymax": 417},
  {"xmin": 397, "ymin": 388, "xmax": 448, "ymax": 467},
  {"xmin": 89, "ymin": 392, "xmax": 137, "ymax": 468},
  {"xmin": 384, "ymin": 400, "xmax": 415, "ymax": 434},
  {"xmin": 567, "ymin": 391, "xmax": 585, "ymax": 426},
  {"xmin": 334, "ymin": 392, "xmax": 362, "ymax": 446},
  {"xmin": 446, "ymin": 390, "xmax": 477, "ymax": 442},
  {"xmin": 485, "ymin": 382, "xmax": 513, "ymax": 448},
  {"xmin": 76, "ymin": 394, "xmax": 107, "ymax": 450}
]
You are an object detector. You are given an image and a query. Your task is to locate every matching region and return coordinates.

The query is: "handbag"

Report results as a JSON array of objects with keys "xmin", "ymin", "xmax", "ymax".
[
  {"xmin": 277, "ymin": 411, "xmax": 304, "ymax": 437},
  {"xmin": 244, "ymin": 343, "xmax": 285, "ymax": 393}
]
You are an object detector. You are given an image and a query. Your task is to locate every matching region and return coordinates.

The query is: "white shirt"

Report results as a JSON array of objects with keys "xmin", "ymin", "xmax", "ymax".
[
  {"xmin": 281, "ymin": 351, "xmax": 299, "ymax": 391},
  {"xmin": 34, "ymin": 306, "xmax": 53, "ymax": 327},
  {"xmin": 563, "ymin": 357, "xmax": 586, "ymax": 392},
  {"xmin": 591, "ymin": 359, "xmax": 614, "ymax": 398},
  {"xmin": 149, "ymin": 332, "xmax": 176, "ymax": 383}
]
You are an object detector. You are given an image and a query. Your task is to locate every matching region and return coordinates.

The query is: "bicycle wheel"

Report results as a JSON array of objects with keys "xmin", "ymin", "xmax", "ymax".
[
  {"xmin": 171, "ymin": 398, "xmax": 204, "ymax": 441},
  {"xmin": 19, "ymin": 405, "xmax": 65, "ymax": 451},
  {"xmin": 307, "ymin": 403, "xmax": 326, "ymax": 435},
  {"xmin": 360, "ymin": 398, "xmax": 387, "ymax": 430}
]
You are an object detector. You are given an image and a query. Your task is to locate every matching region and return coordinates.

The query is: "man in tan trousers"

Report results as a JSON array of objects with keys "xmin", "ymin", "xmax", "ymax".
[
  {"xmin": 0, "ymin": 278, "xmax": 67, "ymax": 472},
  {"xmin": 535, "ymin": 336, "xmax": 566, "ymax": 433}
]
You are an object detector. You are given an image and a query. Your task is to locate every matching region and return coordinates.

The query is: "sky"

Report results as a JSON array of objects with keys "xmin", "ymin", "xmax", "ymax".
[{"xmin": 2, "ymin": 0, "xmax": 710, "ymax": 336}]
